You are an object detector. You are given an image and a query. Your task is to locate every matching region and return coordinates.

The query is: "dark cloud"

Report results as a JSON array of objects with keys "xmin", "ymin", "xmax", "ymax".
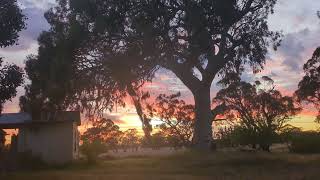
[{"xmin": 279, "ymin": 29, "xmax": 308, "ymax": 71}]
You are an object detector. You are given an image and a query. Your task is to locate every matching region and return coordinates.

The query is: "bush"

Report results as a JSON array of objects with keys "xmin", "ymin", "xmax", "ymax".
[
  {"xmin": 151, "ymin": 133, "xmax": 166, "ymax": 148},
  {"xmin": 80, "ymin": 140, "xmax": 106, "ymax": 164},
  {"xmin": 216, "ymin": 126, "xmax": 280, "ymax": 151},
  {"xmin": 289, "ymin": 131, "xmax": 320, "ymax": 154}
]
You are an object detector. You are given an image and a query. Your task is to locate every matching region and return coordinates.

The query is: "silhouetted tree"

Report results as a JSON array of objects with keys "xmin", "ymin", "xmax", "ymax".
[
  {"xmin": 0, "ymin": 60, "xmax": 24, "ymax": 114},
  {"xmin": 0, "ymin": 0, "xmax": 26, "ymax": 48},
  {"xmin": 120, "ymin": 129, "xmax": 140, "ymax": 152},
  {"xmin": 63, "ymin": 0, "xmax": 281, "ymax": 149},
  {"xmin": 295, "ymin": 48, "xmax": 320, "ymax": 123},
  {"xmin": 0, "ymin": 0, "xmax": 25, "ymax": 114},
  {"xmin": 19, "ymin": 0, "xmax": 154, "ymax": 141},
  {"xmin": 82, "ymin": 118, "xmax": 122, "ymax": 149},
  {"xmin": 214, "ymin": 77, "xmax": 301, "ymax": 151},
  {"xmin": 147, "ymin": 93, "xmax": 195, "ymax": 147},
  {"xmin": 149, "ymin": 132, "xmax": 167, "ymax": 149},
  {"xmin": 18, "ymin": 1, "xmax": 85, "ymax": 115},
  {"xmin": 19, "ymin": 5, "xmax": 123, "ymax": 118}
]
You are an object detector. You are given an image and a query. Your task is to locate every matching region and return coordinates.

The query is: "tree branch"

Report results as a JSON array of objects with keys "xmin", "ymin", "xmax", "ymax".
[{"xmin": 160, "ymin": 58, "xmax": 201, "ymax": 92}]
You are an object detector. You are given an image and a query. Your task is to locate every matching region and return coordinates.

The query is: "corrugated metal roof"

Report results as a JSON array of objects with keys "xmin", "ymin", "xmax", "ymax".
[
  {"xmin": 0, "ymin": 113, "xmax": 32, "ymax": 125},
  {"xmin": 0, "ymin": 111, "xmax": 81, "ymax": 128}
]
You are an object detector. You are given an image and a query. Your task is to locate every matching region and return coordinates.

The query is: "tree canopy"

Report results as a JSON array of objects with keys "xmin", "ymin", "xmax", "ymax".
[
  {"xmin": 20, "ymin": 0, "xmax": 155, "ymax": 140},
  {"xmin": 19, "ymin": 4, "xmax": 122, "ymax": 116},
  {"xmin": 214, "ymin": 77, "xmax": 301, "ymax": 151},
  {"xmin": 82, "ymin": 118, "xmax": 121, "ymax": 143},
  {"xmin": 67, "ymin": 0, "xmax": 281, "ymax": 149},
  {"xmin": 147, "ymin": 93, "xmax": 195, "ymax": 147},
  {"xmin": 0, "ymin": 0, "xmax": 25, "ymax": 114},
  {"xmin": 295, "ymin": 48, "xmax": 320, "ymax": 123},
  {"xmin": 0, "ymin": 0, "xmax": 26, "ymax": 48},
  {"xmin": 0, "ymin": 60, "xmax": 24, "ymax": 113}
]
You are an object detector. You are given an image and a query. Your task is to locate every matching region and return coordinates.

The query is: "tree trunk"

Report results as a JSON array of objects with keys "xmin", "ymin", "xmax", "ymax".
[
  {"xmin": 192, "ymin": 85, "xmax": 214, "ymax": 150},
  {"xmin": 127, "ymin": 84, "xmax": 152, "ymax": 143}
]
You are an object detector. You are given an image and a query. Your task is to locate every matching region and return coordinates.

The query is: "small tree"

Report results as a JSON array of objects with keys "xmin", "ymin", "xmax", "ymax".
[
  {"xmin": 81, "ymin": 118, "xmax": 122, "ymax": 163},
  {"xmin": 150, "ymin": 132, "xmax": 167, "ymax": 150},
  {"xmin": 214, "ymin": 77, "xmax": 301, "ymax": 151},
  {"xmin": 295, "ymin": 47, "xmax": 320, "ymax": 123},
  {"xmin": 82, "ymin": 118, "xmax": 122, "ymax": 151},
  {"xmin": 80, "ymin": 139, "xmax": 106, "ymax": 164},
  {"xmin": 120, "ymin": 129, "xmax": 140, "ymax": 152},
  {"xmin": 147, "ymin": 93, "xmax": 195, "ymax": 147}
]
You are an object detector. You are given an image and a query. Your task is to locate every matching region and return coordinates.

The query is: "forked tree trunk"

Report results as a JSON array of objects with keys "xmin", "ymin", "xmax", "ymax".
[{"xmin": 192, "ymin": 85, "xmax": 214, "ymax": 150}]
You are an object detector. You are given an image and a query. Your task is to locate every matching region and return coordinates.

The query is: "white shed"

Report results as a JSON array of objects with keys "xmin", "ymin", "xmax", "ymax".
[{"xmin": 0, "ymin": 111, "xmax": 81, "ymax": 164}]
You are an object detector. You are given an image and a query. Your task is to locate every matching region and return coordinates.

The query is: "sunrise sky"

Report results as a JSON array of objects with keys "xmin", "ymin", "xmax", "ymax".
[{"xmin": 1, "ymin": 0, "xmax": 320, "ymax": 132}]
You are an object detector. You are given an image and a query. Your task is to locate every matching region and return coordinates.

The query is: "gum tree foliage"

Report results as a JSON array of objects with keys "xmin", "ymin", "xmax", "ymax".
[
  {"xmin": 0, "ymin": 0, "xmax": 25, "ymax": 113},
  {"xmin": 19, "ymin": 0, "xmax": 154, "ymax": 141},
  {"xmin": 147, "ymin": 93, "xmax": 195, "ymax": 147},
  {"xmin": 63, "ymin": 0, "xmax": 281, "ymax": 150},
  {"xmin": 0, "ymin": 61, "xmax": 23, "ymax": 152},
  {"xmin": 120, "ymin": 128, "xmax": 140, "ymax": 151},
  {"xmin": 0, "ymin": 0, "xmax": 26, "ymax": 48},
  {"xmin": 146, "ymin": 92, "xmax": 225, "ymax": 148},
  {"xmin": 214, "ymin": 77, "xmax": 301, "ymax": 151},
  {"xmin": 0, "ymin": 60, "xmax": 24, "ymax": 114},
  {"xmin": 19, "ymin": 2, "xmax": 84, "ymax": 116},
  {"xmin": 295, "ymin": 48, "xmax": 320, "ymax": 123},
  {"xmin": 82, "ymin": 118, "xmax": 122, "ymax": 146}
]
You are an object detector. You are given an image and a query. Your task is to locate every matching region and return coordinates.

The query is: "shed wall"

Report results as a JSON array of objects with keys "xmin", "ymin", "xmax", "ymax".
[{"xmin": 18, "ymin": 122, "xmax": 76, "ymax": 164}]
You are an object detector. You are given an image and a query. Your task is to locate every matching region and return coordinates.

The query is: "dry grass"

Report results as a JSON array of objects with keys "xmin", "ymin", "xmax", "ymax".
[{"xmin": 2, "ymin": 151, "xmax": 320, "ymax": 180}]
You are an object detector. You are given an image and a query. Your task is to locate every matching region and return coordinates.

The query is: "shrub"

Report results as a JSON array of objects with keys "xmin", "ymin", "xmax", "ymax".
[
  {"xmin": 80, "ymin": 140, "xmax": 106, "ymax": 164},
  {"xmin": 150, "ymin": 133, "xmax": 167, "ymax": 149},
  {"xmin": 289, "ymin": 131, "xmax": 320, "ymax": 154},
  {"xmin": 217, "ymin": 126, "xmax": 281, "ymax": 151}
]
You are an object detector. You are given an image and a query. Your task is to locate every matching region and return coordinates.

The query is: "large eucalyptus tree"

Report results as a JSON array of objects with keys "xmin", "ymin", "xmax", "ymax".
[{"xmin": 66, "ymin": 0, "xmax": 281, "ymax": 149}]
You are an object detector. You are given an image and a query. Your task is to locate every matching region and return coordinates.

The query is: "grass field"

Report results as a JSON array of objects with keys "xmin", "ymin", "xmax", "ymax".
[{"xmin": 2, "ymin": 151, "xmax": 320, "ymax": 180}]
